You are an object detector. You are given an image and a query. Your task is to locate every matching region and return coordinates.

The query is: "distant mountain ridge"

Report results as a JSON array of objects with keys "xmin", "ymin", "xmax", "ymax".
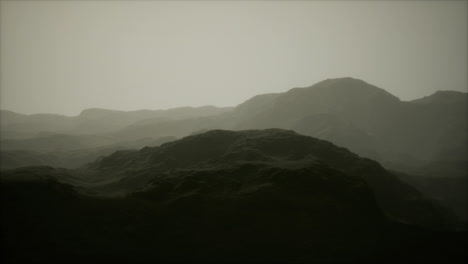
[
  {"xmin": 0, "ymin": 105, "xmax": 233, "ymax": 138},
  {"xmin": 236, "ymin": 78, "xmax": 466, "ymax": 168},
  {"xmin": 410, "ymin": 90, "xmax": 468, "ymax": 105}
]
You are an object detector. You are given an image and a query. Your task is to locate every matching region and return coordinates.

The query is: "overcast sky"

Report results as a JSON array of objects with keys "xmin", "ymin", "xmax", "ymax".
[{"xmin": 1, "ymin": 0, "xmax": 467, "ymax": 116}]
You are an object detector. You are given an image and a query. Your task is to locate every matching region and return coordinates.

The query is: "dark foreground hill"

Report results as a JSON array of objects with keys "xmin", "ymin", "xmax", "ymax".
[{"xmin": 1, "ymin": 129, "xmax": 466, "ymax": 263}]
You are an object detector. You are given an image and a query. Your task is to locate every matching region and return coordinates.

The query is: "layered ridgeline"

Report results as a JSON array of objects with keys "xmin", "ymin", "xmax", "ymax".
[
  {"xmin": 227, "ymin": 78, "xmax": 468, "ymax": 221},
  {"xmin": 0, "ymin": 106, "xmax": 231, "ymax": 168},
  {"xmin": 231, "ymin": 78, "xmax": 467, "ymax": 170},
  {"xmin": 1, "ymin": 129, "xmax": 465, "ymax": 262},
  {"xmin": 1, "ymin": 78, "xmax": 466, "ymax": 219},
  {"xmin": 0, "ymin": 105, "xmax": 233, "ymax": 139},
  {"xmin": 2, "ymin": 78, "xmax": 465, "ymax": 171}
]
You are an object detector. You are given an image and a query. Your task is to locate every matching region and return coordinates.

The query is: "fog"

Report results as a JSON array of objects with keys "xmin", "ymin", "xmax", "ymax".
[
  {"xmin": 0, "ymin": 0, "xmax": 466, "ymax": 115},
  {"xmin": 1, "ymin": 1, "xmax": 468, "ymax": 262}
]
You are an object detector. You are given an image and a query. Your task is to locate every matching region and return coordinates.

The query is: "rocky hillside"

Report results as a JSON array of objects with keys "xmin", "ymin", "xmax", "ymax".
[{"xmin": 1, "ymin": 129, "xmax": 465, "ymax": 263}]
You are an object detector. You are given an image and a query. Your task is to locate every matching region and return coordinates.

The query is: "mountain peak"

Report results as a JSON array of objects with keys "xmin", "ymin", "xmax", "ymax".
[
  {"xmin": 279, "ymin": 78, "xmax": 400, "ymax": 104},
  {"xmin": 311, "ymin": 77, "xmax": 395, "ymax": 95},
  {"xmin": 279, "ymin": 77, "xmax": 400, "ymax": 110},
  {"xmin": 319, "ymin": 77, "xmax": 369, "ymax": 85}
]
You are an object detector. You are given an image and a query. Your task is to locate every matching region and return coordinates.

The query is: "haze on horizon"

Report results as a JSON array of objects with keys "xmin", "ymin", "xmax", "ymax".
[{"xmin": 0, "ymin": 0, "xmax": 467, "ymax": 116}]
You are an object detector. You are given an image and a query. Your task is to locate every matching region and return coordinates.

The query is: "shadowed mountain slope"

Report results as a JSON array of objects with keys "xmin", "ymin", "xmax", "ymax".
[
  {"xmin": 1, "ymin": 129, "xmax": 465, "ymax": 263},
  {"xmin": 87, "ymin": 129, "xmax": 456, "ymax": 228},
  {"xmin": 3, "ymin": 129, "xmax": 456, "ymax": 228}
]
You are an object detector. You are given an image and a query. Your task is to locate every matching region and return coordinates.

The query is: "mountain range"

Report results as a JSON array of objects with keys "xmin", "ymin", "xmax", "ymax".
[
  {"xmin": 2, "ymin": 77, "xmax": 466, "ymax": 218},
  {"xmin": 1, "ymin": 77, "xmax": 467, "ymax": 262},
  {"xmin": 2, "ymin": 78, "xmax": 466, "ymax": 171}
]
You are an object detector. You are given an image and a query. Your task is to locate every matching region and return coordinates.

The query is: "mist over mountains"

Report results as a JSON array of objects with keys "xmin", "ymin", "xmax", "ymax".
[
  {"xmin": 2, "ymin": 78, "xmax": 466, "ymax": 168},
  {"xmin": 0, "ymin": 105, "xmax": 233, "ymax": 139},
  {"xmin": 1, "ymin": 77, "xmax": 467, "ymax": 262}
]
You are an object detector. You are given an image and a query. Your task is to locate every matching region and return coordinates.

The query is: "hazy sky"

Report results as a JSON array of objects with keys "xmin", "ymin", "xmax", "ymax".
[{"xmin": 1, "ymin": 0, "xmax": 467, "ymax": 116}]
